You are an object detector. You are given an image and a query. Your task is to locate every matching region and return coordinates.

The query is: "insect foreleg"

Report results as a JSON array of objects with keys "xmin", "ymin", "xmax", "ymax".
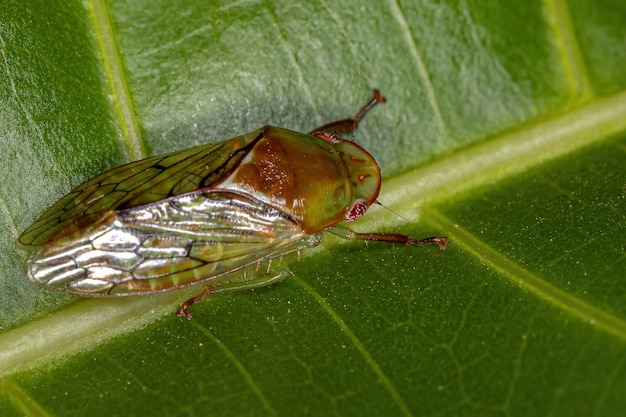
[{"xmin": 327, "ymin": 225, "xmax": 448, "ymax": 250}]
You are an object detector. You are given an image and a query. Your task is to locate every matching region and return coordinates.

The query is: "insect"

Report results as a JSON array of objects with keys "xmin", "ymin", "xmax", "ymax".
[{"xmin": 18, "ymin": 90, "xmax": 447, "ymax": 318}]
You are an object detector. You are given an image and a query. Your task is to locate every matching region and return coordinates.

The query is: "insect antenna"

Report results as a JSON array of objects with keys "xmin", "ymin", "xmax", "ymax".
[{"xmin": 374, "ymin": 200, "xmax": 411, "ymax": 223}]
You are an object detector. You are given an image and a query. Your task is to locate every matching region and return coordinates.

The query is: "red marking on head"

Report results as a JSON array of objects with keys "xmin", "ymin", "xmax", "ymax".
[
  {"xmin": 345, "ymin": 200, "xmax": 369, "ymax": 221},
  {"xmin": 358, "ymin": 174, "xmax": 365, "ymax": 182}
]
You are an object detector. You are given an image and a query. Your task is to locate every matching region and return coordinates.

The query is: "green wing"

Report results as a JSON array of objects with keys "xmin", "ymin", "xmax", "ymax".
[
  {"xmin": 27, "ymin": 191, "xmax": 313, "ymax": 295},
  {"xmin": 19, "ymin": 129, "xmax": 264, "ymax": 247}
]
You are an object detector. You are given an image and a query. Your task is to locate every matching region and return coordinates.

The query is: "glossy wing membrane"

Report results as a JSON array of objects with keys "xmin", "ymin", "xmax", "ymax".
[
  {"xmin": 19, "ymin": 129, "xmax": 264, "ymax": 247},
  {"xmin": 27, "ymin": 191, "xmax": 311, "ymax": 295}
]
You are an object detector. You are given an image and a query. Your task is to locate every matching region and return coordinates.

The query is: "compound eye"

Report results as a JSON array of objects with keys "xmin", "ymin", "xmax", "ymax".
[{"xmin": 345, "ymin": 200, "xmax": 369, "ymax": 222}]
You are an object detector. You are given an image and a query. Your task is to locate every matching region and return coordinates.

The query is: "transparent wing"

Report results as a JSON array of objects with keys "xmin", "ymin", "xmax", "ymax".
[
  {"xmin": 26, "ymin": 191, "xmax": 313, "ymax": 295},
  {"xmin": 19, "ymin": 129, "xmax": 264, "ymax": 247}
]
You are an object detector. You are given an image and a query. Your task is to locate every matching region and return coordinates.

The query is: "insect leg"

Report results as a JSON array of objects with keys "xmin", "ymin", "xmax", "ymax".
[
  {"xmin": 177, "ymin": 287, "xmax": 213, "ymax": 319},
  {"xmin": 177, "ymin": 260, "xmax": 291, "ymax": 319},
  {"xmin": 310, "ymin": 89, "xmax": 386, "ymax": 134},
  {"xmin": 328, "ymin": 225, "xmax": 448, "ymax": 250}
]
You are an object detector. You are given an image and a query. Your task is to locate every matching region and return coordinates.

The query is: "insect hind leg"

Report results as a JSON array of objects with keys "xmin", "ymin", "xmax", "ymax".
[
  {"xmin": 310, "ymin": 89, "xmax": 386, "ymax": 135},
  {"xmin": 177, "ymin": 259, "xmax": 290, "ymax": 319}
]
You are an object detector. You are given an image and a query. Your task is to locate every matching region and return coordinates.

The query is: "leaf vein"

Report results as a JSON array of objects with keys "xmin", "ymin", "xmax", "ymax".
[
  {"xmin": 193, "ymin": 322, "xmax": 278, "ymax": 416},
  {"xmin": 87, "ymin": 0, "xmax": 146, "ymax": 160},
  {"xmin": 387, "ymin": 0, "xmax": 449, "ymax": 141},
  {"xmin": 544, "ymin": 0, "xmax": 594, "ymax": 101},
  {"xmin": 292, "ymin": 275, "xmax": 415, "ymax": 417},
  {"xmin": 429, "ymin": 210, "xmax": 626, "ymax": 340}
]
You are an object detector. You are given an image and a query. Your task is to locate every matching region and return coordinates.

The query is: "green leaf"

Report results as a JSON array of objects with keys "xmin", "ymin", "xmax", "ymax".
[{"xmin": 1, "ymin": 0, "xmax": 625, "ymax": 416}]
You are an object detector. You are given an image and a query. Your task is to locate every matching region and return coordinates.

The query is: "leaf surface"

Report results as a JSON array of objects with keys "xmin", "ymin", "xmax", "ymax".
[{"xmin": 1, "ymin": 0, "xmax": 625, "ymax": 416}]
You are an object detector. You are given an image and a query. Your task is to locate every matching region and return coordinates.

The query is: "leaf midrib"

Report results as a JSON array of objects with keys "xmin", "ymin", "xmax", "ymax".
[{"xmin": 373, "ymin": 91, "xmax": 626, "ymax": 220}]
